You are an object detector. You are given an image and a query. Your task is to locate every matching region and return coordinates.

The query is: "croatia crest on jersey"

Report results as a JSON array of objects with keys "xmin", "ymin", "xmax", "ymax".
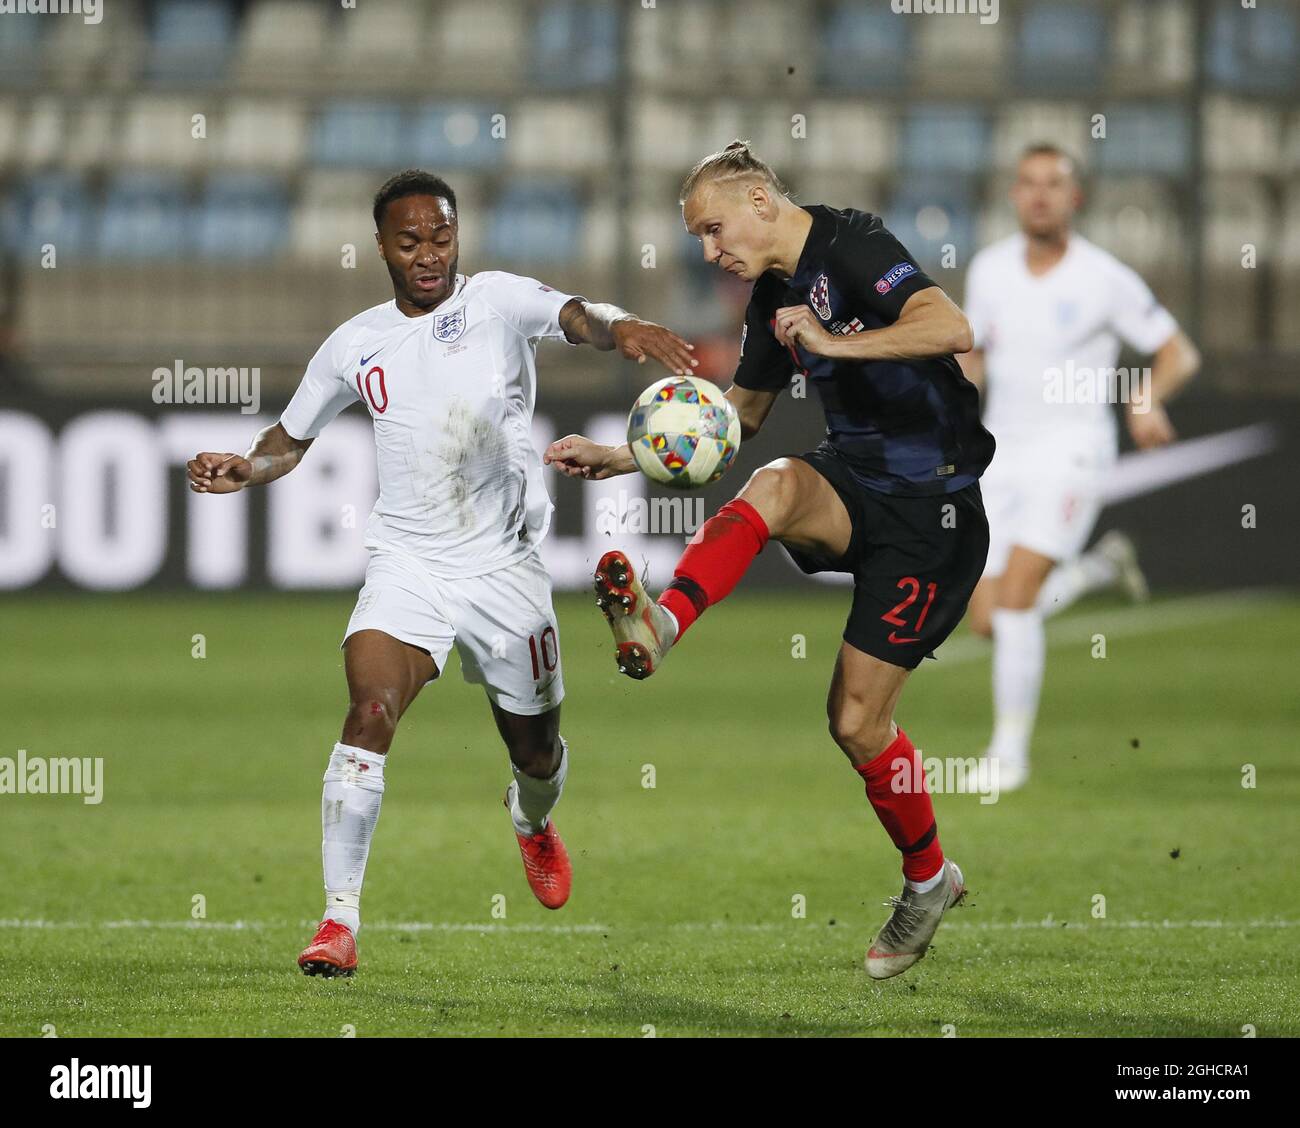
[
  {"xmin": 433, "ymin": 309, "xmax": 466, "ymax": 342},
  {"xmin": 810, "ymin": 273, "xmax": 833, "ymax": 321}
]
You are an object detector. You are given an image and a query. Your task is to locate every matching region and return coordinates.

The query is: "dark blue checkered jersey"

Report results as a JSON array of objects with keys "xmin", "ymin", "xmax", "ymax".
[{"xmin": 733, "ymin": 204, "xmax": 994, "ymax": 496}]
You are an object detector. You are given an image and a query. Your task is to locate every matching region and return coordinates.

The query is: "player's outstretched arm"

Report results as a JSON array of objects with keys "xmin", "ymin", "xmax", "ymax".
[
  {"xmin": 187, "ymin": 423, "xmax": 313, "ymax": 494},
  {"xmin": 542, "ymin": 434, "xmax": 637, "ymax": 481},
  {"xmin": 558, "ymin": 298, "xmax": 698, "ymax": 377},
  {"xmin": 775, "ymin": 287, "xmax": 972, "ymax": 362}
]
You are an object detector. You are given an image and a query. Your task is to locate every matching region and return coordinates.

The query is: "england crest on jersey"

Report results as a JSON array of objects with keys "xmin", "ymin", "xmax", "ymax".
[
  {"xmin": 810, "ymin": 273, "xmax": 833, "ymax": 321},
  {"xmin": 433, "ymin": 309, "xmax": 466, "ymax": 342}
]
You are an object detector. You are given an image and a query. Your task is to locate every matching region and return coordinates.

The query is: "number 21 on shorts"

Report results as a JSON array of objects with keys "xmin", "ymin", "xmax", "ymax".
[{"xmin": 882, "ymin": 577, "xmax": 937, "ymax": 645}]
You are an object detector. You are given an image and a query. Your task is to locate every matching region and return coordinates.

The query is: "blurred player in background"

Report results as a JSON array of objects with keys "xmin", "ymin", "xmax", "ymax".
[
  {"xmin": 958, "ymin": 144, "xmax": 1201, "ymax": 790},
  {"xmin": 546, "ymin": 142, "xmax": 994, "ymax": 981},
  {"xmin": 187, "ymin": 169, "xmax": 696, "ymax": 976}
]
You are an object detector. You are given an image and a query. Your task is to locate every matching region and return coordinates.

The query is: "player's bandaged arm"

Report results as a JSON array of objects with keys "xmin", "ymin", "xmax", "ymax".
[
  {"xmin": 558, "ymin": 298, "xmax": 698, "ymax": 377},
  {"xmin": 186, "ymin": 422, "xmax": 311, "ymax": 495},
  {"xmin": 782, "ymin": 287, "xmax": 973, "ymax": 362}
]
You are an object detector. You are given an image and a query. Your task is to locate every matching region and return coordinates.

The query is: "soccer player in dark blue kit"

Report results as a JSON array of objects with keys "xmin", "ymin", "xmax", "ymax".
[{"xmin": 545, "ymin": 142, "xmax": 994, "ymax": 979}]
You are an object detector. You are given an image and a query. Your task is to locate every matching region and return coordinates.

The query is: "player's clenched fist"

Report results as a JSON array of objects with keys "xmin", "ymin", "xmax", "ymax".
[
  {"xmin": 187, "ymin": 452, "xmax": 253, "ymax": 493},
  {"xmin": 773, "ymin": 304, "xmax": 834, "ymax": 355}
]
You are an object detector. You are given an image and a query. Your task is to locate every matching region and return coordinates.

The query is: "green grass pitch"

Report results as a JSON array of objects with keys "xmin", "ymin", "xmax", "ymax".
[{"xmin": 1, "ymin": 587, "xmax": 1297, "ymax": 1037}]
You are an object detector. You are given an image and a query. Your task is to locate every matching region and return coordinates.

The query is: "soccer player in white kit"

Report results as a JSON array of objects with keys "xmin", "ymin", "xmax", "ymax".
[
  {"xmin": 186, "ymin": 170, "xmax": 698, "ymax": 976},
  {"xmin": 958, "ymin": 145, "xmax": 1201, "ymax": 790}
]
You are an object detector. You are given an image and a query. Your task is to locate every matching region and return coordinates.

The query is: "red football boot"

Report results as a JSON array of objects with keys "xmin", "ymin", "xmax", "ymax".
[
  {"xmin": 297, "ymin": 918, "xmax": 357, "ymax": 977},
  {"xmin": 506, "ymin": 787, "xmax": 572, "ymax": 910}
]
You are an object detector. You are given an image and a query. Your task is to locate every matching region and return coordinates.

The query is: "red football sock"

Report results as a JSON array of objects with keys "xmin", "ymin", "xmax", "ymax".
[
  {"xmin": 854, "ymin": 728, "xmax": 945, "ymax": 882},
  {"xmin": 658, "ymin": 498, "xmax": 769, "ymax": 640}
]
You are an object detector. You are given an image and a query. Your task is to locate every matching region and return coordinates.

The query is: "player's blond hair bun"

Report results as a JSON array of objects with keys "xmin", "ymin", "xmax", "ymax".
[{"xmin": 679, "ymin": 140, "xmax": 788, "ymax": 204}]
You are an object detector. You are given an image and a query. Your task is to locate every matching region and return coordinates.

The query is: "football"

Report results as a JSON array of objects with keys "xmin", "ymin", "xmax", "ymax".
[{"xmin": 626, "ymin": 375, "xmax": 742, "ymax": 490}]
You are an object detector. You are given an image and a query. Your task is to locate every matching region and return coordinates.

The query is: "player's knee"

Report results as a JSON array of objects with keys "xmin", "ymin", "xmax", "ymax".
[
  {"xmin": 738, "ymin": 460, "xmax": 800, "ymax": 533},
  {"xmin": 827, "ymin": 704, "xmax": 893, "ymax": 764},
  {"xmin": 509, "ymin": 734, "xmax": 562, "ymax": 779},
  {"xmin": 343, "ymin": 690, "xmax": 402, "ymax": 752}
]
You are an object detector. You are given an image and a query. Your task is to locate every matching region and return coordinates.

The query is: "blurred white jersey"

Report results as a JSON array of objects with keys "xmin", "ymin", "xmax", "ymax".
[
  {"xmin": 280, "ymin": 271, "xmax": 579, "ymax": 578},
  {"xmin": 965, "ymin": 233, "xmax": 1178, "ymax": 461}
]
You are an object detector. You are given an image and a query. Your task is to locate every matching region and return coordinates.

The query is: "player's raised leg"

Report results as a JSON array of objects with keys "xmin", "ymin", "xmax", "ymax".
[
  {"xmin": 594, "ymin": 456, "xmax": 851, "ymax": 678},
  {"xmin": 826, "ymin": 643, "xmax": 965, "ymax": 980},
  {"xmin": 492, "ymin": 703, "xmax": 572, "ymax": 909},
  {"xmin": 298, "ymin": 628, "xmax": 436, "ymax": 977}
]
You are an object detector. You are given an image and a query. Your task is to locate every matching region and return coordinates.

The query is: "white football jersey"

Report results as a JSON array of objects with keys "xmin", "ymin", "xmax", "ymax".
[
  {"xmin": 964, "ymin": 233, "xmax": 1178, "ymax": 459},
  {"xmin": 280, "ymin": 271, "xmax": 580, "ymax": 578}
]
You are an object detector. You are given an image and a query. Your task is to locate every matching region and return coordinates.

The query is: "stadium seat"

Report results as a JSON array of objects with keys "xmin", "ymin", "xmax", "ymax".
[
  {"xmin": 1017, "ymin": 2, "xmax": 1106, "ymax": 93},
  {"xmin": 439, "ymin": 0, "xmax": 527, "ymax": 85},
  {"xmin": 120, "ymin": 96, "xmax": 208, "ymax": 170},
  {"xmin": 884, "ymin": 178, "xmax": 976, "ymax": 273},
  {"xmin": 1, "ymin": 172, "xmax": 92, "ymax": 258},
  {"xmin": 533, "ymin": 1, "xmax": 619, "ymax": 88},
  {"xmin": 0, "ymin": 11, "xmax": 45, "ymax": 89},
  {"xmin": 992, "ymin": 101, "xmax": 1091, "ymax": 171},
  {"xmin": 1204, "ymin": 97, "xmax": 1283, "ymax": 174},
  {"xmin": 234, "ymin": 0, "xmax": 329, "ymax": 88},
  {"xmin": 147, "ymin": 0, "xmax": 236, "ymax": 84},
  {"xmin": 506, "ymin": 100, "xmax": 608, "ymax": 171},
  {"xmin": 409, "ymin": 103, "xmax": 504, "ymax": 171},
  {"xmin": 485, "ymin": 180, "xmax": 583, "ymax": 263},
  {"xmin": 0, "ymin": 97, "xmax": 22, "ymax": 169},
  {"xmin": 311, "ymin": 101, "xmax": 407, "ymax": 169},
  {"xmin": 803, "ymin": 103, "xmax": 895, "ymax": 174},
  {"xmin": 335, "ymin": 0, "xmax": 424, "ymax": 75},
  {"xmin": 915, "ymin": 7, "xmax": 1007, "ymax": 92},
  {"xmin": 1206, "ymin": 0, "xmax": 1298, "ymax": 94},
  {"xmin": 1095, "ymin": 106, "xmax": 1190, "ymax": 174},
  {"xmin": 1083, "ymin": 177, "xmax": 1184, "ymax": 270},
  {"xmin": 216, "ymin": 99, "xmax": 308, "ymax": 171},
  {"xmin": 901, "ymin": 107, "xmax": 990, "ymax": 175},
  {"xmin": 818, "ymin": 2, "xmax": 909, "ymax": 91},
  {"xmin": 96, "ymin": 172, "xmax": 192, "ymax": 260},
  {"xmin": 196, "ymin": 173, "xmax": 290, "ymax": 260}
]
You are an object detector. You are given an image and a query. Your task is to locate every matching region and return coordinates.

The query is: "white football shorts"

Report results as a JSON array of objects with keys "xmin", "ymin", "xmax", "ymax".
[
  {"xmin": 981, "ymin": 438, "xmax": 1110, "ymax": 576},
  {"xmin": 343, "ymin": 546, "xmax": 563, "ymax": 716}
]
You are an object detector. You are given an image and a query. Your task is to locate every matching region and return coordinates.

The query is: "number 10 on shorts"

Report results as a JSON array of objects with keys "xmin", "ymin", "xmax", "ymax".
[{"xmin": 528, "ymin": 626, "xmax": 559, "ymax": 680}]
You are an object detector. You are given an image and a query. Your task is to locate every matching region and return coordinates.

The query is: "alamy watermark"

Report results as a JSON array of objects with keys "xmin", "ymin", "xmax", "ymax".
[
  {"xmin": 891, "ymin": 0, "xmax": 999, "ymax": 25},
  {"xmin": 595, "ymin": 491, "xmax": 704, "ymax": 538},
  {"xmin": 1, "ymin": 749, "xmax": 104, "ymax": 805},
  {"xmin": 892, "ymin": 753, "xmax": 1002, "ymax": 805},
  {"xmin": 0, "ymin": 0, "xmax": 102, "ymax": 24},
  {"xmin": 152, "ymin": 361, "xmax": 261, "ymax": 415},
  {"xmin": 1043, "ymin": 362, "xmax": 1152, "ymax": 413}
]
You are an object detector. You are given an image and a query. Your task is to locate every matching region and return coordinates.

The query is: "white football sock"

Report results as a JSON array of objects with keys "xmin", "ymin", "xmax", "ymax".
[
  {"xmin": 989, "ymin": 608, "xmax": 1045, "ymax": 768},
  {"xmin": 321, "ymin": 742, "xmax": 386, "ymax": 935},
  {"xmin": 1037, "ymin": 549, "xmax": 1119, "ymax": 619},
  {"xmin": 509, "ymin": 737, "xmax": 568, "ymax": 836},
  {"xmin": 905, "ymin": 864, "xmax": 948, "ymax": 894}
]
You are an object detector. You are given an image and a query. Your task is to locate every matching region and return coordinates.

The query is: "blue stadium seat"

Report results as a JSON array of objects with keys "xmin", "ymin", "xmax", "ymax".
[
  {"xmin": 1096, "ymin": 106, "xmax": 1190, "ymax": 174},
  {"xmin": 96, "ymin": 172, "xmax": 192, "ymax": 260},
  {"xmin": 409, "ymin": 104, "xmax": 504, "ymax": 170},
  {"xmin": 148, "ymin": 0, "xmax": 236, "ymax": 84},
  {"xmin": 485, "ymin": 181, "xmax": 583, "ymax": 263},
  {"xmin": 533, "ymin": 1, "xmax": 618, "ymax": 87},
  {"xmin": 884, "ymin": 178, "xmax": 976, "ymax": 273},
  {"xmin": 1206, "ymin": 0, "xmax": 1298, "ymax": 94},
  {"xmin": 1017, "ymin": 2, "xmax": 1106, "ymax": 93},
  {"xmin": 311, "ymin": 101, "xmax": 408, "ymax": 168},
  {"xmin": 818, "ymin": 2, "xmax": 909, "ymax": 91},
  {"xmin": 195, "ymin": 173, "xmax": 289, "ymax": 260},
  {"xmin": 0, "ymin": 13, "xmax": 45, "ymax": 88},
  {"xmin": 1, "ymin": 173, "xmax": 91, "ymax": 257},
  {"xmin": 901, "ymin": 107, "xmax": 990, "ymax": 175}
]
